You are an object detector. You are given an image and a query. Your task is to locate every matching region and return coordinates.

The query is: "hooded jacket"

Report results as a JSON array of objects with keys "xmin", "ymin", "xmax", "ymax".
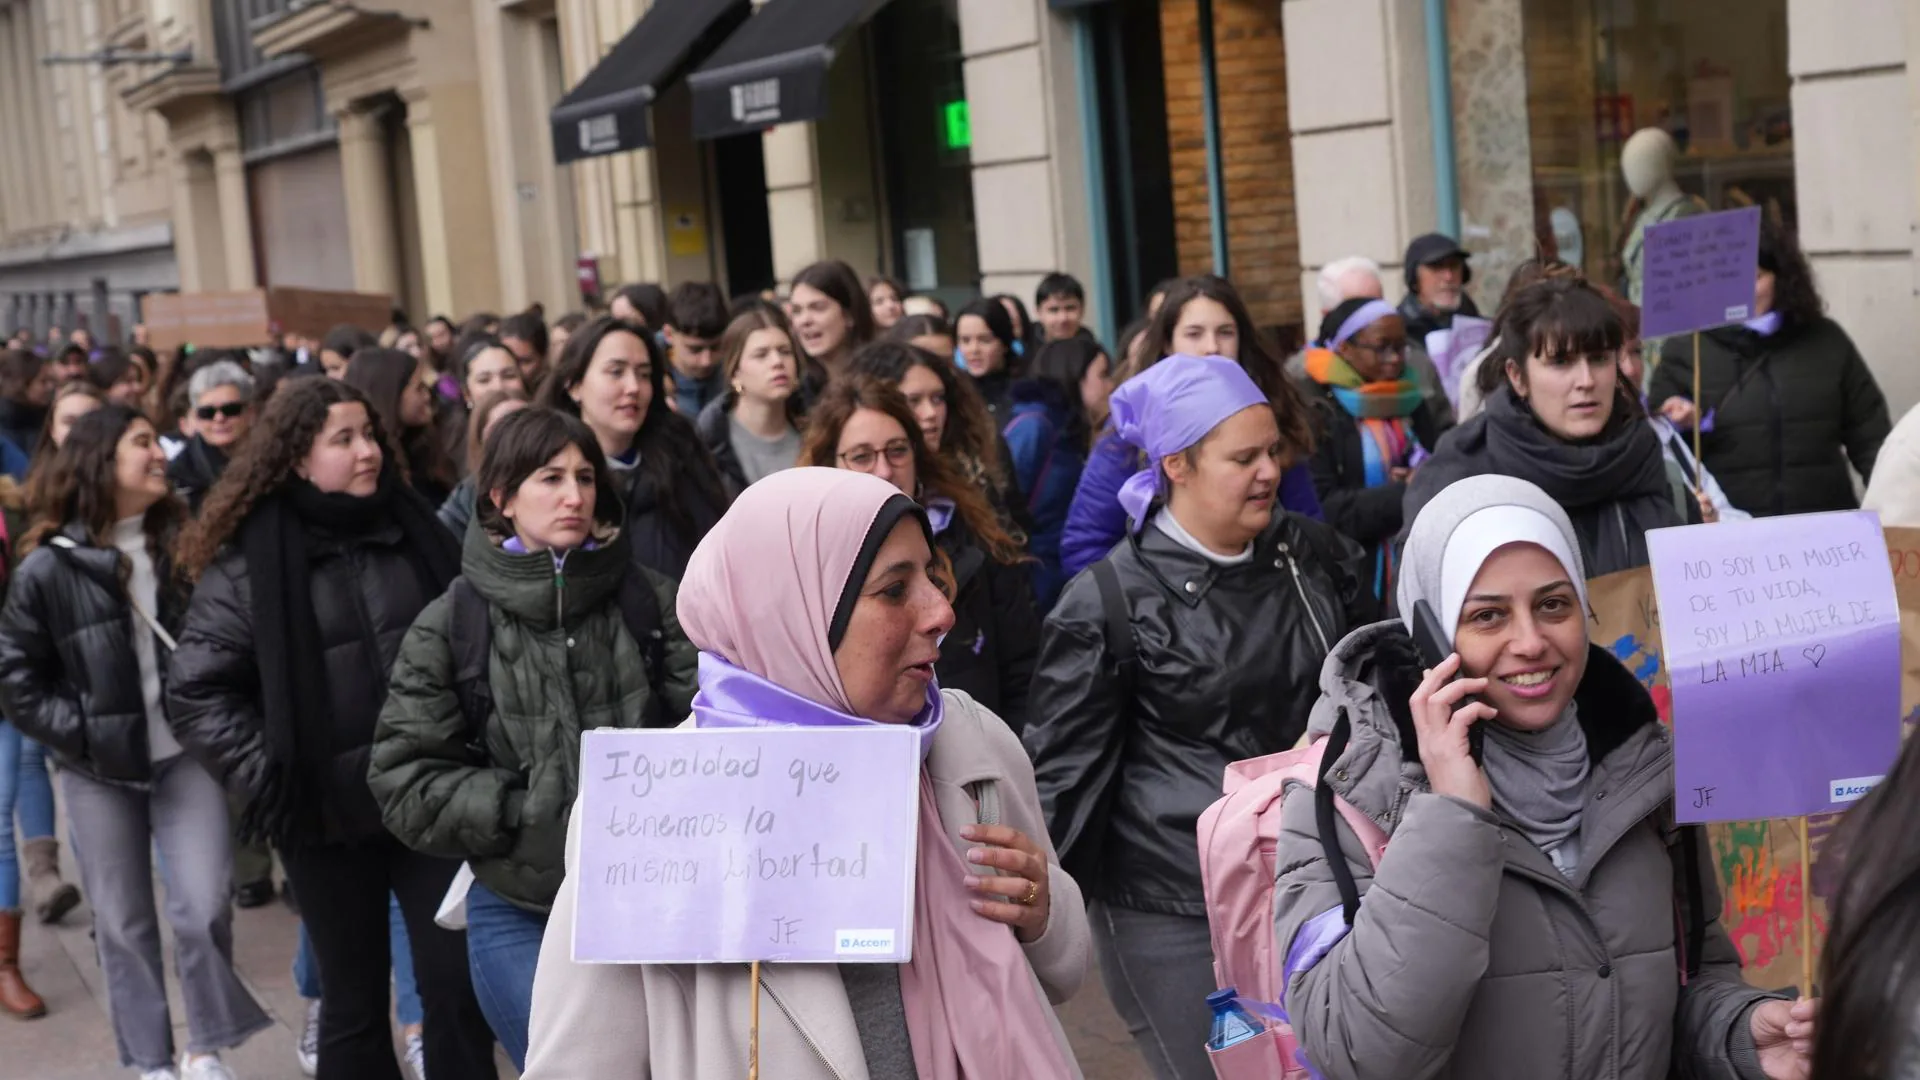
[
  {"xmin": 1026, "ymin": 509, "xmax": 1370, "ymax": 916},
  {"xmin": 1273, "ymin": 622, "xmax": 1783, "ymax": 1080},
  {"xmin": 1650, "ymin": 318, "xmax": 1890, "ymax": 517},
  {"xmin": 1001, "ymin": 380, "xmax": 1087, "ymax": 608},
  {"xmin": 930, "ymin": 510, "xmax": 1041, "ymax": 734},
  {"xmin": 0, "ymin": 522, "xmax": 187, "ymax": 785},
  {"xmin": 369, "ymin": 518, "xmax": 698, "ymax": 913}
]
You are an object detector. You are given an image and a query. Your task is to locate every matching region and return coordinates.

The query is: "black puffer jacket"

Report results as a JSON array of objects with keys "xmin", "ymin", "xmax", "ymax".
[
  {"xmin": 1651, "ymin": 318, "xmax": 1890, "ymax": 517},
  {"xmin": 167, "ymin": 436, "xmax": 228, "ymax": 513},
  {"xmin": 166, "ymin": 521, "xmax": 443, "ymax": 845},
  {"xmin": 932, "ymin": 514, "xmax": 1041, "ymax": 734},
  {"xmin": 1025, "ymin": 509, "xmax": 1371, "ymax": 916},
  {"xmin": 0, "ymin": 523, "xmax": 186, "ymax": 785},
  {"xmin": 612, "ymin": 459, "xmax": 725, "ymax": 581}
]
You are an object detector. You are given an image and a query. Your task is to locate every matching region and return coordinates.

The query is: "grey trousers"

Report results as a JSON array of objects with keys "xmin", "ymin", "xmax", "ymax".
[
  {"xmin": 63, "ymin": 754, "xmax": 272, "ymax": 1070},
  {"xmin": 1092, "ymin": 901, "xmax": 1219, "ymax": 1080}
]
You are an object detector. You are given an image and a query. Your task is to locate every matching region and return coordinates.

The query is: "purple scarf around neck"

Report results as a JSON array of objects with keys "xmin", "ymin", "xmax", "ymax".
[{"xmin": 689, "ymin": 651, "xmax": 943, "ymax": 759}]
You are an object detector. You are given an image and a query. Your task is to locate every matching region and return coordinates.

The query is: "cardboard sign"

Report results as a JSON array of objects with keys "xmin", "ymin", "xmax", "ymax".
[
  {"xmin": 572, "ymin": 727, "xmax": 922, "ymax": 965},
  {"xmin": 1647, "ymin": 511, "xmax": 1902, "ymax": 823},
  {"xmin": 1640, "ymin": 206, "xmax": 1762, "ymax": 339},
  {"xmin": 141, "ymin": 287, "xmax": 393, "ymax": 352}
]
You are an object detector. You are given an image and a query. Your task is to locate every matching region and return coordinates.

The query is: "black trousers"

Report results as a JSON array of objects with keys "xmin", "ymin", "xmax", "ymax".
[{"xmin": 280, "ymin": 835, "xmax": 495, "ymax": 1080}]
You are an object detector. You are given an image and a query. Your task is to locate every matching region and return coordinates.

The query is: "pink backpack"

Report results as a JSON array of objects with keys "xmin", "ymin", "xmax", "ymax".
[{"xmin": 1196, "ymin": 732, "xmax": 1389, "ymax": 1078}]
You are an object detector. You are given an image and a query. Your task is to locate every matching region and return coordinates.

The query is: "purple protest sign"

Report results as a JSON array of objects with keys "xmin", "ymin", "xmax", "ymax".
[
  {"xmin": 1647, "ymin": 510, "xmax": 1902, "ymax": 823},
  {"xmin": 572, "ymin": 726, "xmax": 922, "ymax": 964},
  {"xmin": 1640, "ymin": 206, "xmax": 1762, "ymax": 339}
]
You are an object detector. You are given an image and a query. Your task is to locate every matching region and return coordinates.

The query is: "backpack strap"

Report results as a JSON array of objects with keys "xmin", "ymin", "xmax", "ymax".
[
  {"xmin": 616, "ymin": 571, "xmax": 669, "ymax": 727},
  {"xmin": 1090, "ymin": 559, "xmax": 1135, "ymax": 694},
  {"xmin": 1314, "ymin": 708, "xmax": 1366, "ymax": 925},
  {"xmin": 447, "ymin": 577, "xmax": 494, "ymax": 760}
]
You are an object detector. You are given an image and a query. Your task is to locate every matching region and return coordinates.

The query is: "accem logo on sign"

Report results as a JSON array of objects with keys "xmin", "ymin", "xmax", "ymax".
[
  {"xmin": 835, "ymin": 929, "xmax": 895, "ymax": 956},
  {"xmin": 730, "ymin": 78, "xmax": 781, "ymax": 125},
  {"xmin": 1829, "ymin": 775, "xmax": 1884, "ymax": 803}
]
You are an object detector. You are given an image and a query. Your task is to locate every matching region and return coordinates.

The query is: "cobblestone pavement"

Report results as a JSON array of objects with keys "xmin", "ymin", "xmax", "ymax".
[{"xmin": 13, "ymin": 843, "xmax": 1151, "ymax": 1079}]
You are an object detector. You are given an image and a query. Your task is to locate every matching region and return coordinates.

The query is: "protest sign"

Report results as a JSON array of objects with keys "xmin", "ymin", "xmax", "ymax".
[
  {"xmin": 572, "ymin": 726, "xmax": 922, "ymax": 965},
  {"xmin": 1647, "ymin": 511, "xmax": 1901, "ymax": 824},
  {"xmin": 141, "ymin": 287, "xmax": 394, "ymax": 351},
  {"xmin": 1640, "ymin": 206, "xmax": 1762, "ymax": 339},
  {"xmin": 1422, "ymin": 315, "xmax": 1493, "ymax": 408}
]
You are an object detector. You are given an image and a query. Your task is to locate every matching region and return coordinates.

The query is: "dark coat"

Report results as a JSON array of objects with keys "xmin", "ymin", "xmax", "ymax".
[
  {"xmin": 166, "ymin": 520, "xmax": 442, "ymax": 845},
  {"xmin": 694, "ymin": 397, "xmax": 749, "ymax": 497},
  {"xmin": 370, "ymin": 522, "xmax": 698, "ymax": 913},
  {"xmin": 0, "ymin": 523, "xmax": 187, "ymax": 785},
  {"xmin": 1304, "ymin": 381, "xmax": 1445, "ymax": 578},
  {"xmin": 1650, "ymin": 318, "xmax": 1891, "ymax": 517},
  {"xmin": 932, "ymin": 515, "xmax": 1042, "ymax": 734},
  {"xmin": 1025, "ymin": 510, "xmax": 1371, "ymax": 916},
  {"xmin": 167, "ymin": 436, "xmax": 228, "ymax": 513},
  {"xmin": 611, "ymin": 459, "xmax": 726, "ymax": 582}
]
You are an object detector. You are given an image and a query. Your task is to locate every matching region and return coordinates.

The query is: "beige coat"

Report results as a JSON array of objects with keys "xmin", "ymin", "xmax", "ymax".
[{"xmin": 522, "ymin": 690, "xmax": 1091, "ymax": 1079}]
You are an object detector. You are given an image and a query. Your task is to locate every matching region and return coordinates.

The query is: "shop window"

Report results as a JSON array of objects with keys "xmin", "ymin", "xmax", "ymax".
[
  {"xmin": 870, "ymin": 0, "xmax": 979, "ymax": 307},
  {"xmin": 1523, "ymin": 0, "xmax": 1793, "ymax": 293}
]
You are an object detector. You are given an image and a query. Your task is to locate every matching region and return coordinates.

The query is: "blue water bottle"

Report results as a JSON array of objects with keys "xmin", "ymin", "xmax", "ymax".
[{"xmin": 1206, "ymin": 987, "xmax": 1266, "ymax": 1050}]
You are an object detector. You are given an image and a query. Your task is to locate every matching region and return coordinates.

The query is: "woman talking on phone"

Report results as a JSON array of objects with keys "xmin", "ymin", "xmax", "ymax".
[{"xmin": 1270, "ymin": 473, "xmax": 1815, "ymax": 1080}]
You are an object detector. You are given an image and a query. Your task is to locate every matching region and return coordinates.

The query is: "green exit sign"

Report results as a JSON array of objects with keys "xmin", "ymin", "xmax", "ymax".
[{"xmin": 942, "ymin": 100, "xmax": 971, "ymax": 150}]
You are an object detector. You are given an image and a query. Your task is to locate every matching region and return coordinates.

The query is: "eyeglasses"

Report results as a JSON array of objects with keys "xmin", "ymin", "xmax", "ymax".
[
  {"xmin": 1352, "ymin": 341, "xmax": 1408, "ymax": 358},
  {"xmin": 195, "ymin": 402, "xmax": 246, "ymax": 421},
  {"xmin": 838, "ymin": 441, "xmax": 913, "ymax": 471}
]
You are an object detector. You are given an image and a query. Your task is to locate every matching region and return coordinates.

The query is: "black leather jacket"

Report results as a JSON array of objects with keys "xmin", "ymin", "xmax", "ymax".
[
  {"xmin": 0, "ymin": 523, "xmax": 187, "ymax": 785},
  {"xmin": 932, "ymin": 516, "xmax": 1041, "ymax": 734},
  {"xmin": 1025, "ymin": 509, "xmax": 1371, "ymax": 916}
]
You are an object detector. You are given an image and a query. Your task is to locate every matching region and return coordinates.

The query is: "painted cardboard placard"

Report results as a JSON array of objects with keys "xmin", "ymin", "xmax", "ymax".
[
  {"xmin": 141, "ymin": 287, "xmax": 393, "ymax": 352},
  {"xmin": 1422, "ymin": 315, "xmax": 1493, "ymax": 408},
  {"xmin": 1647, "ymin": 511, "xmax": 1901, "ymax": 823},
  {"xmin": 571, "ymin": 726, "xmax": 922, "ymax": 965},
  {"xmin": 1639, "ymin": 206, "xmax": 1762, "ymax": 339}
]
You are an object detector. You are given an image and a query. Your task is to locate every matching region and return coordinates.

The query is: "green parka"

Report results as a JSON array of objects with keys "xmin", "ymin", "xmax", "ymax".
[{"xmin": 369, "ymin": 518, "xmax": 697, "ymax": 913}]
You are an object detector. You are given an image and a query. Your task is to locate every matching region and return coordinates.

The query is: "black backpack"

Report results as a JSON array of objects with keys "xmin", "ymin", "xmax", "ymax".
[{"xmin": 446, "ymin": 573, "xmax": 669, "ymax": 760}]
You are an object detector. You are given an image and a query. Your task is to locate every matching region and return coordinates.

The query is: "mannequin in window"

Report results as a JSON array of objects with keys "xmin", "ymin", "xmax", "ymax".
[{"xmin": 1618, "ymin": 128, "xmax": 1705, "ymax": 306}]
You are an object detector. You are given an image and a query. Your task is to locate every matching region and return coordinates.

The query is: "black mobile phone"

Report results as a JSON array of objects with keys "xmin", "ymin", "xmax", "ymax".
[{"xmin": 1410, "ymin": 600, "xmax": 1485, "ymax": 765}]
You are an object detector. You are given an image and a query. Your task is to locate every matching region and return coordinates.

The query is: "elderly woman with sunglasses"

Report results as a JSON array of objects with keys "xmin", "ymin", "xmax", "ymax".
[{"xmin": 167, "ymin": 359, "xmax": 256, "ymax": 513}]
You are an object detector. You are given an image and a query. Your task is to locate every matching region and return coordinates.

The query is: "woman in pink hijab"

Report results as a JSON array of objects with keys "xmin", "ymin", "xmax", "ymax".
[{"xmin": 523, "ymin": 468, "xmax": 1090, "ymax": 1079}]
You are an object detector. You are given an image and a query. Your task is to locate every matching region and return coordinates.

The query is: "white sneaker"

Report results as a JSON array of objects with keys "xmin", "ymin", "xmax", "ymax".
[
  {"xmin": 403, "ymin": 1030, "xmax": 427, "ymax": 1080},
  {"xmin": 137, "ymin": 1069, "xmax": 178, "ymax": 1080},
  {"xmin": 297, "ymin": 998, "xmax": 320, "ymax": 1076},
  {"xmin": 178, "ymin": 1055, "xmax": 235, "ymax": 1080}
]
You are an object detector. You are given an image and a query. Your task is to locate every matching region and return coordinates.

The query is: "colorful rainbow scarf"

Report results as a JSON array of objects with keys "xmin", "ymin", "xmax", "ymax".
[{"xmin": 1306, "ymin": 348, "xmax": 1424, "ymax": 597}]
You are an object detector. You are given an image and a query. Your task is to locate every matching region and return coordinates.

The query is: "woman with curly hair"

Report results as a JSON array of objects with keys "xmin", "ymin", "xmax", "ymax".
[
  {"xmin": 165, "ymin": 378, "xmax": 493, "ymax": 1080},
  {"xmin": 802, "ymin": 377, "xmax": 1040, "ymax": 731},
  {"xmin": 1651, "ymin": 215, "xmax": 1891, "ymax": 517},
  {"xmin": 0, "ymin": 405, "xmax": 269, "ymax": 1063},
  {"xmin": 537, "ymin": 316, "xmax": 729, "ymax": 579},
  {"xmin": 1060, "ymin": 275, "xmax": 1323, "ymax": 578}
]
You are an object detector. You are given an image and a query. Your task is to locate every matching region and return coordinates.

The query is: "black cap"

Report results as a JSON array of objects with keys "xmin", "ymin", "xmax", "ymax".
[{"xmin": 1403, "ymin": 233, "xmax": 1473, "ymax": 290}]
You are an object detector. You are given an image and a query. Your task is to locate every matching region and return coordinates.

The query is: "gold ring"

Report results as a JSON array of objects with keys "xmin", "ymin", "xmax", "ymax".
[{"xmin": 1019, "ymin": 879, "xmax": 1040, "ymax": 907}]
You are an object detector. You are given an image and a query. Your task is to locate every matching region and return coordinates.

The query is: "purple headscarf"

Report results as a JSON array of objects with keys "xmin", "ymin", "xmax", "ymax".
[{"xmin": 1108, "ymin": 353, "xmax": 1271, "ymax": 525}]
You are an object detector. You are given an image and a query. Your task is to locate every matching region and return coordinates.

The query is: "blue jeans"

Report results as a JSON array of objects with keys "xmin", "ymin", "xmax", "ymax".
[
  {"xmin": 0, "ymin": 721, "xmax": 19, "ymax": 909},
  {"xmin": 464, "ymin": 882, "xmax": 546, "ymax": 1071},
  {"xmin": 293, "ymin": 894, "xmax": 422, "ymax": 1027}
]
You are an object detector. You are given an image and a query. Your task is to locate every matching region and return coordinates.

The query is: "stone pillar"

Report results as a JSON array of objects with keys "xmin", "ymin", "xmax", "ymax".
[
  {"xmin": 763, "ymin": 123, "xmax": 826, "ymax": 283},
  {"xmin": 403, "ymin": 91, "xmax": 455, "ymax": 318},
  {"xmin": 1788, "ymin": 0, "xmax": 1920, "ymax": 414},
  {"xmin": 1283, "ymin": 0, "xmax": 1438, "ymax": 316},
  {"xmin": 337, "ymin": 106, "xmax": 404, "ymax": 299},
  {"xmin": 959, "ymin": 0, "xmax": 1092, "ymax": 308},
  {"xmin": 1445, "ymin": 0, "xmax": 1533, "ymax": 308},
  {"xmin": 403, "ymin": 85, "xmax": 503, "ymax": 318},
  {"xmin": 212, "ymin": 142, "xmax": 257, "ymax": 289}
]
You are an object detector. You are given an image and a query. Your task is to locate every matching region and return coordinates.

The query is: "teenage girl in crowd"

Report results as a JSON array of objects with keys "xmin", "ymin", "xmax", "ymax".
[
  {"xmin": 167, "ymin": 378, "xmax": 494, "ymax": 1080},
  {"xmin": 695, "ymin": 305, "xmax": 806, "ymax": 496},
  {"xmin": 345, "ymin": 348, "xmax": 457, "ymax": 507},
  {"xmin": 789, "ymin": 260, "xmax": 875, "ymax": 389},
  {"xmin": 804, "ymin": 378, "xmax": 1040, "ymax": 733},
  {"xmin": 438, "ymin": 387, "xmax": 532, "ymax": 537},
  {"xmin": 1004, "ymin": 338, "xmax": 1107, "ymax": 606},
  {"xmin": 0, "ymin": 406, "xmax": 270, "ymax": 1075},
  {"xmin": 1060, "ymin": 275, "xmax": 1323, "ymax": 578},
  {"xmin": 956, "ymin": 297, "xmax": 1021, "ymax": 423},
  {"xmin": 536, "ymin": 316, "xmax": 729, "ymax": 579},
  {"xmin": 1027, "ymin": 356, "xmax": 1368, "ymax": 1080}
]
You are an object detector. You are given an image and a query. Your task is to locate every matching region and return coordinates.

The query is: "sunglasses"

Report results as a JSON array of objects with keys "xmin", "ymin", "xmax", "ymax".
[{"xmin": 195, "ymin": 402, "xmax": 246, "ymax": 421}]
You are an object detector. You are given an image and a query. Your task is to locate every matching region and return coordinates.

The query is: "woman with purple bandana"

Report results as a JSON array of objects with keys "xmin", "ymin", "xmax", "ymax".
[
  {"xmin": 1025, "ymin": 355, "xmax": 1370, "ymax": 1080},
  {"xmin": 522, "ymin": 468, "xmax": 1089, "ymax": 1079},
  {"xmin": 1271, "ymin": 473, "xmax": 1814, "ymax": 1080},
  {"xmin": 368, "ymin": 407, "xmax": 698, "ymax": 1070}
]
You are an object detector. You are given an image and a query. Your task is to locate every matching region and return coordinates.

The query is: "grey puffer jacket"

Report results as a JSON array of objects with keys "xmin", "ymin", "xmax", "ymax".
[{"xmin": 1274, "ymin": 621, "xmax": 1785, "ymax": 1080}]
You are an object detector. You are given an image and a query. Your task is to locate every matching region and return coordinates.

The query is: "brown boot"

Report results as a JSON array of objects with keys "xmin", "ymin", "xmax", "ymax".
[
  {"xmin": 21, "ymin": 838, "xmax": 79, "ymax": 925},
  {"xmin": 0, "ymin": 910, "xmax": 47, "ymax": 1019}
]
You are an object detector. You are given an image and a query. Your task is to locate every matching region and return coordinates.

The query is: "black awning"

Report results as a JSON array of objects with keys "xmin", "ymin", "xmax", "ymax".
[
  {"xmin": 550, "ymin": 0, "xmax": 751, "ymax": 164},
  {"xmin": 686, "ymin": 0, "xmax": 891, "ymax": 141}
]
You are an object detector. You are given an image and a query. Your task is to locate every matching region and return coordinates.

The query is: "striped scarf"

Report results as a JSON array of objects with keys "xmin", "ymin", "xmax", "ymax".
[{"xmin": 1305, "ymin": 348, "xmax": 1423, "ymax": 596}]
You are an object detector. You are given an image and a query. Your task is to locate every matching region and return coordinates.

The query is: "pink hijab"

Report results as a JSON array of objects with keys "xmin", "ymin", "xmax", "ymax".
[{"xmin": 677, "ymin": 468, "xmax": 1072, "ymax": 1079}]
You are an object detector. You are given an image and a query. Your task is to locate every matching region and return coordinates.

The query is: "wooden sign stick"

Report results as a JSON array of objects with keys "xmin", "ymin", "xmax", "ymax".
[
  {"xmin": 750, "ymin": 959, "xmax": 762, "ymax": 1080},
  {"xmin": 1798, "ymin": 816, "xmax": 1815, "ymax": 995},
  {"xmin": 1691, "ymin": 333, "xmax": 1705, "ymax": 501}
]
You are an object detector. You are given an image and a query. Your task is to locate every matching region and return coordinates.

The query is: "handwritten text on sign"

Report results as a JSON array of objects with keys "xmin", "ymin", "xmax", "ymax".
[
  {"xmin": 1640, "ymin": 206, "xmax": 1762, "ymax": 339},
  {"xmin": 572, "ymin": 726, "xmax": 921, "ymax": 964},
  {"xmin": 1647, "ymin": 511, "xmax": 1901, "ymax": 823}
]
